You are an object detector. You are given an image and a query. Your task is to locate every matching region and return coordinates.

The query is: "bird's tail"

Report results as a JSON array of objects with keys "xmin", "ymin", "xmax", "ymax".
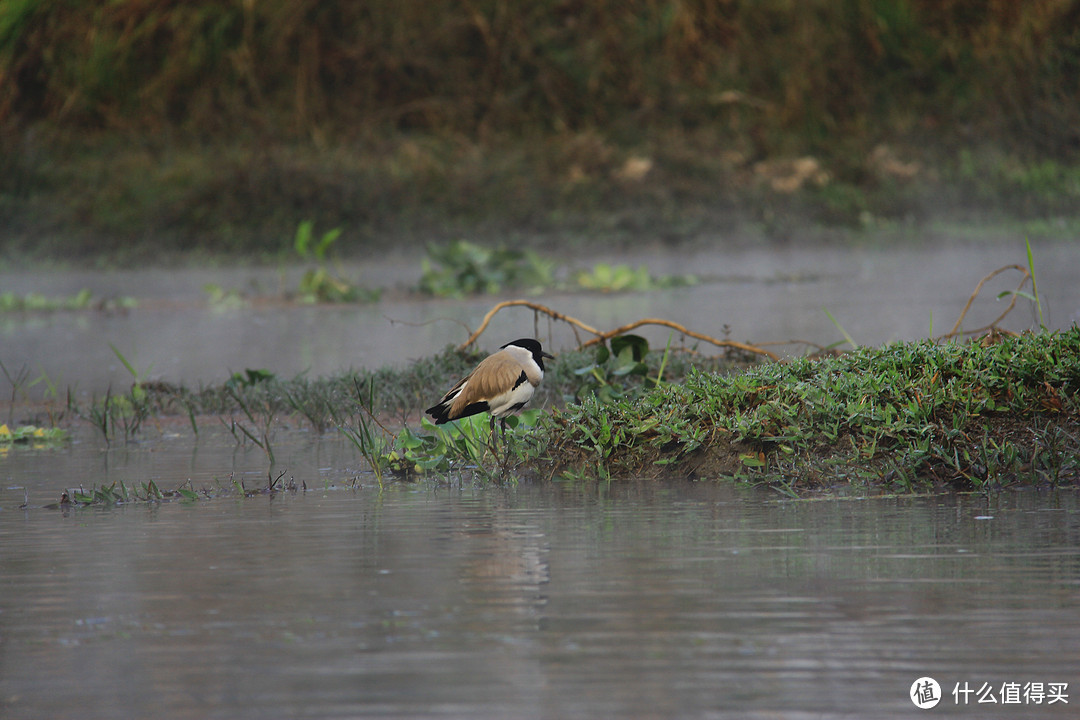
[{"xmin": 425, "ymin": 400, "xmax": 453, "ymax": 424}]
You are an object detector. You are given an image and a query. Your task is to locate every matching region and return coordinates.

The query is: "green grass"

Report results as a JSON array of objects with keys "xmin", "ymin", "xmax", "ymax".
[
  {"xmin": 419, "ymin": 240, "xmax": 555, "ymax": 298},
  {"xmin": 0, "ymin": 423, "xmax": 67, "ymax": 447},
  {"xmin": 35, "ymin": 338, "xmax": 748, "ymax": 493},
  {"xmin": 0, "ymin": 290, "xmax": 137, "ymax": 312},
  {"xmin": 47, "ymin": 328, "xmax": 1078, "ymax": 496},
  {"xmin": 573, "ymin": 264, "xmax": 697, "ymax": 293},
  {"xmin": 43, "ymin": 471, "xmax": 307, "ymax": 510},
  {"xmin": 131, "ymin": 346, "xmax": 485, "ymax": 425},
  {"xmin": 78, "ymin": 340, "xmax": 744, "ymax": 447},
  {"xmin": 416, "ymin": 241, "xmax": 701, "ymax": 297},
  {"xmin": 541, "ymin": 329, "xmax": 1080, "ymax": 493},
  {"xmin": 291, "ymin": 221, "xmax": 381, "ymax": 303}
]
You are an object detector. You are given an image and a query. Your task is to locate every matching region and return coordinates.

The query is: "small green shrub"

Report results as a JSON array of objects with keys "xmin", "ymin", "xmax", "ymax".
[
  {"xmin": 292, "ymin": 221, "xmax": 381, "ymax": 303},
  {"xmin": 572, "ymin": 334, "xmax": 652, "ymax": 403},
  {"xmin": 0, "ymin": 423, "xmax": 67, "ymax": 447},
  {"xmin": 419, "ymin": 240, "xmax": 554, "ymax": 297},
  {"xmin": 574, "ymin": 263, "xmax": 697, "ymax": 292},
  {"xmin": 382, "ymin": 409, "xmax": 544, "ymax": 478}
]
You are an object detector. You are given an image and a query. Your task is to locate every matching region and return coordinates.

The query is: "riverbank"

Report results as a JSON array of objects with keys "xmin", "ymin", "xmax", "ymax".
[
  {"xmin": 542, "ymin": 328, "xmax": 1080, "ymax": 493},
  {"xmin": 13, "ymin": 325, "xmax": 1078, "ymax": 499},
  {"xmin": 5, "ymin": 2, "xmax": 1079, "ymax": 262},
  {"xmin": 4, "ymin": 130, "xmax": 1080, "ymax": 266}
]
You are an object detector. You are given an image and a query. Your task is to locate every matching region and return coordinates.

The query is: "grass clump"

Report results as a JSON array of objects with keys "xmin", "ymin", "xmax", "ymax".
[
  {"xmin": 42, "ymin": 472, "xmax": 306, "ymax": 510},
  {"xmin": 0, "ymin": 423, "xmax": 67, "ymax": 449},
  {"xmin": 0, "ymin": 290, "xmax": 136, "ymax": 312},
  {"xmin": 380, "ymin": 410, "xmax": 546, "ymax": 482},
  {"xmin": 291, "ymin": 221, "xmax": 380, "ymax": 303},
  {"xmin": 573, "ymin": 264, "xmax": 697, "ymax": 293},
  {"xmin": 126, "ymin": 339, "xmax": 739, "ymax": 436},
  {"xmin": 419, "ymin": 240, "xmax": 554, "ymax": 298},
  {"xmin": 418, "ymin": 242, "xmax": 701, "ymax": 298},
  {"xmin": 76, "ymin": 347, "xmax": 491, "ymax": 450},
  {"xmin": 542, "ymin": 329, "xmax": 1080, "ymax": 492}
]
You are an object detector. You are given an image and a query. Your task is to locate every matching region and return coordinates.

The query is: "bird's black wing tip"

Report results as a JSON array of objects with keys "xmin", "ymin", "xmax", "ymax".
[{"xmin": 425, "ymin": 406, "xmax": 450, "ymax": 424}]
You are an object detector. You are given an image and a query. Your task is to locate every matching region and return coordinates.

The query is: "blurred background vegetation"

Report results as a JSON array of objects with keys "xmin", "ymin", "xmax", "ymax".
[{"xmin": 1, "ymin": 0, "xmax": 1078, "ymax": 259}]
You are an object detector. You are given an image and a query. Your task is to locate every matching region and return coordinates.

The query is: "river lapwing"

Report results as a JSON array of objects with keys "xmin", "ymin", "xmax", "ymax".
[{"xmin": 426, "ymin": 338, "xmax": 554, "ymax": 437}]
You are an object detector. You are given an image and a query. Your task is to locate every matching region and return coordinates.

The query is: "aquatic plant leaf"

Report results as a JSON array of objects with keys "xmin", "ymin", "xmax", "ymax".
[{"xmin": 611, "ymin": 334, "xmax": 649, "ymax": 362}]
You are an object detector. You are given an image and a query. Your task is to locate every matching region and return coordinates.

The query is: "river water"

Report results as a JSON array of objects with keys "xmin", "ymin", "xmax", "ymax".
[
  {"xmin": 2, "ymin": 239, "xmax": 1077, "ymax": 400},
  {"xmin": 2, "ymin": 238, "xmax": 1079, "ymax": 717},
  {"xmin": 2, "ymin": 427, "xmax": 1079, "ymax": 719}
]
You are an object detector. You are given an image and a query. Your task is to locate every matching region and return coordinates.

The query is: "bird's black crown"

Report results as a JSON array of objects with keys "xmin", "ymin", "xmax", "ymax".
[{"xmin": 502, "ymin": 338, "xmax": 554, "ymax": 369}]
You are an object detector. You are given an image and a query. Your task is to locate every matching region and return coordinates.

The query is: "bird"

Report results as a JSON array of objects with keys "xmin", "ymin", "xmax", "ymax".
[{"xmin": 426, "ymin": 338, "xmax": 554, "ymax": 437}]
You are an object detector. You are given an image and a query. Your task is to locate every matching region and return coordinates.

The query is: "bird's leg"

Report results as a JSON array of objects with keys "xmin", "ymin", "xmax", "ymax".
[{"xmin": 499, "ymin": 417, "xmax": 511, "ymax": 469}]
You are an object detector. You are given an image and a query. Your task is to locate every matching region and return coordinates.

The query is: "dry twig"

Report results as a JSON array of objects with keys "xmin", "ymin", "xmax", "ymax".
[
  {"xmin": 457, "ymin": 299, "xmax": 779, "ymax": 361},
  {"xmin": 578, "ymin": 318, "xmax": 780, "ymax": 361},
  {"xmin": 455, "ymin": 262, "xmax": 1033, "ymax": 363},
  {"xmin": 940, "ymin": 264, "xmax": 1030, "ymax": 340}
]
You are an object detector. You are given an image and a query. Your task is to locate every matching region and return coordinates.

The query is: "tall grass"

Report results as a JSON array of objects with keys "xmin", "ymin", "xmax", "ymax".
[
  {"xmin": 3, "ymin": 1, "xmax": 1076, "ymax": 154},
  {"xmin": 2, "ymin": 1, "xmax": 1077, "ymax": 252}
]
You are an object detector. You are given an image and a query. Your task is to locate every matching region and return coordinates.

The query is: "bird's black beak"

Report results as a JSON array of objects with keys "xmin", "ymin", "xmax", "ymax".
[{"xmin": 543, "ymin": 351, "xmax": 555, "ymax": 359}]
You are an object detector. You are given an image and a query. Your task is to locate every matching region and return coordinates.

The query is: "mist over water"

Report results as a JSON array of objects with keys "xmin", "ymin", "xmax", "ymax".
[{"xmin": 2, "ymin": 239, "xmax": 1076, "ymax": 402}]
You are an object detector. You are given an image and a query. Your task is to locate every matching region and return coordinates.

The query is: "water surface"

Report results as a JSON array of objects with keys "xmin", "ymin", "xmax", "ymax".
[
  {"xmin": 2, "ymin": 237, "xmax": 1079, "ymax": 718},
  {"xmin": 2, "ymin": 240, "xmax": 1076, "ymax": 400},
  {"xmin": 2, "ymin": 430, "xmax": 1078, "ymax": 718}
]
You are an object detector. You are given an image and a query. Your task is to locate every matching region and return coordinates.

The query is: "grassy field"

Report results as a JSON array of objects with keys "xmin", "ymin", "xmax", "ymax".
[{"xmin": 2, "ymin": 1, "xmax": 1079, "ymax": 259}]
